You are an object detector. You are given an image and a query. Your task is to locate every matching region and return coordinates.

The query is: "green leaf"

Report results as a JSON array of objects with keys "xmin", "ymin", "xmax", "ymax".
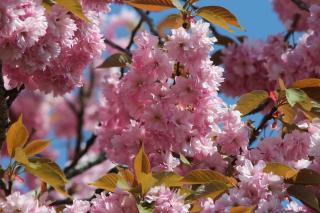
[
  {"xmin": 157, "ymin": 14, "xmax": 183, "ymax": 37},
  {"xmin": 126, "ymin": 0, "xmax": 176, "ymax": 11},
  {"xmin": 197, "ymin": 6, "xmax": 242, "ymax": 32},
  {"xmin": 6, "ymin": 115, "xmax": 29, "ymax": 156},
  {"xmin": 134, "ymin": 144, "xmax": 151, "ymax": 184},
  {"xmin": 23, "ymin": 140, "xmax": 50, "ymax": 157},
  {"xmin": 26, "ymin": 157, "xmax": 68, "ymax": 197},
  {"xmin": 286, "ymin": 88, "xmax": 312, "ymax": 111},
  {"xmin": 90, "ymin": 173, "xmax": 119, "ymax": 192},
  {"xmin": 235, "ymin": 90, "xmax": 269, "ymax": 116},
  {"xmin": 170, "ymin": 0, "xmax": 183, "ymax": 10},
  {"xmin": 56, "ymin": 0, "xmax": 88, "ymax": 22},
  {"xmin": 263, "ymin": 163, "xmax": 298, "ymax": 179},
  {"xmin": 287, "ymin": 185, "xmax": 320, "ymax": 212},
  {"xmin": 288, "ymin": 169, "xmax": 320, "ymax": 185},
  {"xmin": 180, "ymin": 169, "xmax": 236, "ymax": 186},
  {"xmin": 98, "ymin": 53, "xmax": 132, "ymax": 68}
]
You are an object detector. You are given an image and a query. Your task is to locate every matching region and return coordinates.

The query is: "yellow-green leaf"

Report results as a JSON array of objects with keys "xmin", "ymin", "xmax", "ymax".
[
  {"xmin": 42, "ymin": 2, "xmax": 53, "ymax": 11},
  {"xmin": 286, "ymin": 88, "xmax": 312, "ymax": 111},
  {"xmin": 193, "ymin": 181, "xmax": 228, "ymax": 200},
  {"xmin": 278, "ymin": 78, "xmax": 286, "ymax": 91},
  {"xmin": 230, "ymin": 205, "xmax": 256, "ymax": 213},
  {"xmin": 235, "ymin": 90, "xmax": 269, "ymax": 116},
  {"xmin": 7, "ymin": 115, "xmax": 29, "ymax": 156},
  {"xmin": 56, "ymin": 0, "xmax": 88, "ymax": 22},
  {"xmin": 263, "ymin": 163, "xmax": 298, "ymax": 178},
  {"xmin": 278, "ymin": 104, "xmax": 296, "ymax": 124},
  {"xmin": 137, "ymin": 204, "xmax": 153, "ymax": 213},
  {"xmin": 170, "ymin": 0, "xmax": 183, "ymax": 11},
  {"xmin": 287, "ymin": 185, "xmax": 320, "ymax": 212},
  {"xmin": 154, "ymin": 171, "xmax": 183, "ymax": 187},
  {"xmin": 90, "ymin": 173, "xmax": 119, "ymax": 192},
  {"xmin": 98, "ymin": 53, "xmax": 132, "ymax": 68},
  {"xmin": 134, "ymin": 144, "xmax": 151, "ymax": 184},
  {"xmin": 140, "ymin": 172, "xmax": 157, "ymax": 194},
  {"xmin": 180, "ymin": 169, "xmax": 234, "ymax": 186},
  {"xmin": 157, "ymin": 14, "xmax": 183, "ymax": 37},
  {"xmin": 291, "ymin": 78, "xmax": 320, "ymax": 88},
  {"xmin": 189, "ymin": 200, "xmax": 202, "ymax": 212},
  {"xmin": 118, "ymin": 169, "xmax": 135, "ymax": 186},
  {"xmin": 197, "ymin": 6, "xmax": 242, "ymax": 32},
  {"xmin": 23, "ymin": 140, "xmax": 50, "ymax": 157},
  {"xmin": 26, "ymin": 157, "xmax": 68, "ymax": 197},
  {"xmin": 179, "ymin": 153, "xmax": 191, "ymax": 165},
  {"xmin": 14, "ymin": 147, "xmax": 30, "ymax": 166},
  {"xmin": 288, "ymin": 169, "xmax": 320, "ymax": 185},
  {"xmin": 126, "ymin": 0, "xmax": 176, "ymax": 11}
]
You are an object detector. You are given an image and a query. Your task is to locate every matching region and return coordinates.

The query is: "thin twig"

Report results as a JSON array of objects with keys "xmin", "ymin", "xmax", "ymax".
[
  {"xmin": 64, "ymin": 134, "xmax": 97, "ymax": 174},
  {"xmin": 74, "ymin": 88, "xmax": 85, "ymax": 155},
  {"xmin": 0, "ymin": 62, "xmax": 8, "ymax": 150},
  {"xmin": 291, "ymin": 0, "xmax": 310, "ymax": 12},
  {"xmin": 284, "ymin": 14, "xmax": 301, "ymax": 42},
  {"xmin": 66, "ymin": 153, "xmax": 106, "ymax": 179},
  {"xmin": 104, "ymin": 38, "xmax": 132, "ymax": 56},
  {"xmin": 249, "ymin": 107, "xmax": 277, "ymax": 146},
  {"xmin": 126, "ymin": 15, "xmax": 145, "ymax": 50},
  {"xmin": 134, "ymin": 9, "xmax": 160, "ymax": 38}
]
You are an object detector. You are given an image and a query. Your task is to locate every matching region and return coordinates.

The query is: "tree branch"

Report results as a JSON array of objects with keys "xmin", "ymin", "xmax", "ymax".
[
  {"xmin": 126, "ymin": 15, "xmax": 145, "ymax": 50},
  {"xmin": 74, "ymin": 88, "xmax": 85, "ymax": 156},
  {"xmin": 284, "ymin": 14, "xmax": 301, "ymax": 42},
  {"xmin": 6, "ymin": 85, "xmax": 25, "ymax": 107},
  {"xmin": 104, "ymin": 38, "xmax": 132, "ymax": 56},
  {"xmin": 0, "ymin": 62, "xmax": 8, "ymax": 150},
  {"xmin": 291, "ymin": 0, "xmax": 310, "ymax": 12},
  {"xmin": 134, "ymin": 9, "xmax": 160, "ymax": 38},
  {"xmin": 249, "ymin": 107, "xmax": 277, "ymax": 146},
  {"xmin": 64, "ymin": 134, "xmax": 97, "ymax": 174},
  {"xmin": 66, "ymin": 152, "xmax": 106, "ymax": 179}
]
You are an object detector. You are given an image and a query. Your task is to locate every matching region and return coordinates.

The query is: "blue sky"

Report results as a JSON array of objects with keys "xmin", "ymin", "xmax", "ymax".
[{"xmin": 112, "ymin": 0, "xmax": 286, "ymax": 40}]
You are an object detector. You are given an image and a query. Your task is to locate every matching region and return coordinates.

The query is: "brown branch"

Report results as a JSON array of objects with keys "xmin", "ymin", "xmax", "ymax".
[
  {"xmin": 126, "ymin": 15, "xmax": 145, "ymax": 50},
  {"xmin": 66, "ymin": 152, "xmax": 106, "ymax": 179},
  {"xmin": 284, "ymin": 14, "xmax": 301, "ymax": 42},
  {"xmin": 64, "ymin": 134, "xmax": 97, "ymax": 174},
  {"xmin": 104, "ymin": 38, "xmax": 132, "ymax": 56},
  {"xmin": 249, "ymin": 107, "xmax": 277, "ymax": 146},
  {"xmin": 134, "ymin": 9, "xmax": 160, "ymax": 38},
  {"xmin": 74, "ymin": 87, "xmax": 85, "ymax": 155},
  {"xmin": 291, "ymin": 0, "xmax": 310, "ymax": 12},
  {"xmin": 6, "ymin": 85, "xmax": 25, "ymax": 107},
  {"xmin": 0, "ymin": 62, "xmax": 8, "ymax": 150}
]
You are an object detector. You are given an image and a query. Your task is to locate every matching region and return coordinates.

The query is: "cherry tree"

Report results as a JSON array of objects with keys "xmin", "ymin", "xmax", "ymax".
[{"xmin": 0, "ymin": 0, "xmax": 320, "ymax": 212}]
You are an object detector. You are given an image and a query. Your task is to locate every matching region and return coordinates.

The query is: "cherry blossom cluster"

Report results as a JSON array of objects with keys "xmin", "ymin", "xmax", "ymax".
[
  {"xmin": 0, "ymin": 0, "xmax": 106, "ymax": 95},
  {"xmin": 222, "ymin": 3, "xmax": 320, "ymax": 96},
  {"xmin": 97, "ymin": 21, "xmax": 249, "ymax": 174}
]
